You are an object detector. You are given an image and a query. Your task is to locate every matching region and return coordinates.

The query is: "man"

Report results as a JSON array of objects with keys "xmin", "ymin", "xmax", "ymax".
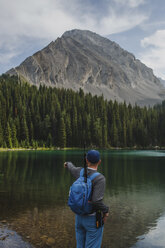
[{"xmin": 64, "ymin": 149, "xmax": 109, "ymax": 248}]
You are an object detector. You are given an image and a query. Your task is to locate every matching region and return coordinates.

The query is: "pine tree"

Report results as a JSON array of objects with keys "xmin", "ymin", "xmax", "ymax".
[
  {"xmin": 102, "ymin": 106, "xmax": 108, "ymax": 148},
  {"xmin": 0, "ymin": 122, "xmax": 3, "ymax": 147},
  {"xmin": 122, "ymin": 117, "xmax": 127, "ymax": 147},
  {"xmin": 65, "ymin": 115, "xmax": 72, "ymax": 147},
  {"xmin": 84, "ymin": 113, "xmax": 91, "ymax": 147},
  {"xmin": 71, "ymin": 106, "xmax": 78, "ymax": 146},
  {"xmin": 127, "ymin": 120, "xmax": 133, "ymax": 147},
  {"xmin": 5, "ymin": 122, "xmax": 12, "ymax": 148},
  {"xmin": 93, "ymin": 118, "xmax": 102, "ymax": 147},
  {"xmin": 111, "ymin": 118, "xmax": 118, "ymax": 147},
  {"xmin": 47, "ymin": 133, "xmax": 53, "ymax": 147},
  {"xmin": 11, "ymin": 122, "xmax": 18, "ymax": 147},
  {"xmin": 58, "ymin": 117, "xmax": 66, "ymax": 148},
  {"xmin": 20, "ymin": 117, "xmax": 29, "ymax": 144},
  {"xmin": 114, "ymin": 101, "xmax": 121, "ymax": 145}
]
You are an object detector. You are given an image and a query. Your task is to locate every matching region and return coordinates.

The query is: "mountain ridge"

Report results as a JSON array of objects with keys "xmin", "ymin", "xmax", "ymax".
[{"xmin": 6, "ymin": 29, "xmax": 165, "ymax": 106}]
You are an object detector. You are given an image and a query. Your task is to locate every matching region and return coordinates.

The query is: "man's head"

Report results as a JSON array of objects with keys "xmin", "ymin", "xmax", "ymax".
[{"xmin": 86, "ymin": 150, "xmax": 101, "ymax": 167}]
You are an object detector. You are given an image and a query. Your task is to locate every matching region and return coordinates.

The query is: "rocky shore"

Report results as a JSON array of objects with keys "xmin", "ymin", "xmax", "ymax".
[{"xmin": 0, "ymin": 221, "xmax": 33, "ymax": 248}]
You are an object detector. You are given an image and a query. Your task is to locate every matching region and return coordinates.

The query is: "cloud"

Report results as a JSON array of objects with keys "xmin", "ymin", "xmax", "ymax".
[
  {"xmin": 140, "ymin": 30, "xmax": 165, "ymax": 79},
  {"xmin": 0, "ymin": 51, "xmax": 18, "ymax": 65},
  {"xmin": 141, "ymin": 30, "xmax": 165, "ymax": 48},
  {"xmin": 0, "ymin": 0, "xmax": 148, "ymax": 38},
  {"xmin": 112, "ymin": 0, "xmax": 146, "ymax": 8},
  {"xmin": 98, "ymin": 9, "xmax": 147, "ymax": 35},
  {"xmin": 0, "ymin": 0, "xmax": 149, "ymax": 73}
]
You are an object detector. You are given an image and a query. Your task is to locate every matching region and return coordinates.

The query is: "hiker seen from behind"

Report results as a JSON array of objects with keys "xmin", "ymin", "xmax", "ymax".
[{"xmin": 64, "ymin": 150, "xmax": 109, "ymax": 248}]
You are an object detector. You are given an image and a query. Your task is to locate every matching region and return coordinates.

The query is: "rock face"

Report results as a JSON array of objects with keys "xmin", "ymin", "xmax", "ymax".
[{"xmin": 7, "ymin": 29, "xmax": 165, "ymax": 106}]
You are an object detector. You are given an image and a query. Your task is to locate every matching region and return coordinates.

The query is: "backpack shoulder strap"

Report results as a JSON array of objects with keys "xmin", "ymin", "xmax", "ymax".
[
  {"xmin": 80, "ymin": 168, "xmax": 100, "ymax": 180},
  {"xmin": 80, "ymin": 168, "xmax": 84, "ymax": 177},
  {"xmin": 89, "ymin": 172, "xmax": 100, "ymax": 181}
]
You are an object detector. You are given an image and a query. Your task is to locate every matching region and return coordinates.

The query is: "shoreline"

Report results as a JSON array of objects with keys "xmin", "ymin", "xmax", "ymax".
[
  {"xmin": 0, "ymin": 222, "xmax": 33, "ymax": 248},
  {"xmin": 0, "ymin": 146, "xmax": 165, "ymax": 152},
  {"xmin": 0, "ymin": 147, "xmax": 82, "ymax": 152}
]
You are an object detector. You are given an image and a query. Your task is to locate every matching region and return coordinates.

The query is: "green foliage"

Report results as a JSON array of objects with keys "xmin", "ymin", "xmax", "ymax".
[
  {"xmin": 5, "ymin": 122, "xmax": 12, "ymax": 148},
  {"xmin": 0, "ymin": 74, "xmax": 165, "ymax": 148},
  {"xmin": 58, "ymin": 117, "xmax": 66, "ymax": 148},
  {"xmin": 0, "ymin": 122, "xmax": 3, "ymax": 147}
]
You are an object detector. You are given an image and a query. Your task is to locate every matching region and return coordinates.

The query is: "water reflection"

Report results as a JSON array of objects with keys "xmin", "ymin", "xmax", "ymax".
[
  {"xmin": 0, "ymin": 150, "xmax": 165, "ymax": 248},
  {"xmin": 132, "ymin": 215, "xmax": 165, "ymax": 248}
]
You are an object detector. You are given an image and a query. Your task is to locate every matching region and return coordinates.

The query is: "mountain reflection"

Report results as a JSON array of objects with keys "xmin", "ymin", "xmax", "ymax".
[{"xmin": 132, "ymin": 214, "xmax": 165, "ymax": 248}]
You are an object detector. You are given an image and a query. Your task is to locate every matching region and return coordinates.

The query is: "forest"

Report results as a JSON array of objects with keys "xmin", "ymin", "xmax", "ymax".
[{"xmin": 0, "ymin": 74, "xmax": 165, "ymax": 149}]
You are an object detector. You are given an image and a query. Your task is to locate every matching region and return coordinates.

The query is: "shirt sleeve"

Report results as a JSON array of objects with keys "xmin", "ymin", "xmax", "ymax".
[
  {"xmin": 66, "ymin": 162, "xmax": 81, "ymax": 179},
  {"xmin": 91, "ymin": 175, "xmax": 109, "ymax": 213}
]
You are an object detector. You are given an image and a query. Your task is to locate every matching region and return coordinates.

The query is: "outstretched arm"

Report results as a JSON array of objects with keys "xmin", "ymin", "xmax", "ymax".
[{"xmin": 64, "ymin": 162, "xmax": 81, "ymax": 179}]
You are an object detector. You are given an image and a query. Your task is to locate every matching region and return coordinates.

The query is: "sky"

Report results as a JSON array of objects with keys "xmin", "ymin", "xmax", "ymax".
[{"xmin": 0, "ymin": 0, "xmax": 165, "ymax": 79}]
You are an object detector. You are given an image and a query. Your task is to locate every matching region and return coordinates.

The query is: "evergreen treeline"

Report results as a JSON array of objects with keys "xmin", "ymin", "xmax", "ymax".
[{"xmin": 0, "ymin": 74, "xmax": 165, "ymax": 148}]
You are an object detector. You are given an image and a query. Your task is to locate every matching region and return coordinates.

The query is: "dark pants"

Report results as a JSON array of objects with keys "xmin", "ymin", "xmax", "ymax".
[{"xmin": 75, "ymin": 214, "xmax": 104, "ymax": 248}]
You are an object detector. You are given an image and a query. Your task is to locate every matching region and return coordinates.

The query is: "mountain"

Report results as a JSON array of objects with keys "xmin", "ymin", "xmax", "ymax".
[
  {"xmin": 159, "ymin": 78, "xmax": 165, "ymax": 87},
  {"xmin": 6, "ymin": 29, "xmax": 165, "ymax": 106}
]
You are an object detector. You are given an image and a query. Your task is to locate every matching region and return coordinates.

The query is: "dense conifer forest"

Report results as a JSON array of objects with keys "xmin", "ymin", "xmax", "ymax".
[{"xmin": 0, "ymin": 74, "xmax": 165, "ymax": 149}]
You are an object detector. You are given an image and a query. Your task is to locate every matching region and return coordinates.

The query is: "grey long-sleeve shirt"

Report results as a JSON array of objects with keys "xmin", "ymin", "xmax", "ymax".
[{"xmin": 67, "ymin": 162, "xmax": 109, "ymax": 213}]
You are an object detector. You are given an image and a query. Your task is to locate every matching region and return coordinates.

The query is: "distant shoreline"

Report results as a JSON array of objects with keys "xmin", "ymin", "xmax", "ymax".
[{"xmin": 0, "ymin": 146, "xmax": 165, "ymax": 152}]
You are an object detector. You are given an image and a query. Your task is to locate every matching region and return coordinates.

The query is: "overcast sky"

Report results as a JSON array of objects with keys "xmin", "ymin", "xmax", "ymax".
[{"xmin": 0, "ymin": 0, "xmax": 165, "ymax": 79}]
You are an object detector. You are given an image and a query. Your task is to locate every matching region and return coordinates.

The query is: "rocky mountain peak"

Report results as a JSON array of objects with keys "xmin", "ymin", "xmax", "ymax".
[{"xmin": 6, "ymin": 29, "xmax": 165, "ymax": 106}]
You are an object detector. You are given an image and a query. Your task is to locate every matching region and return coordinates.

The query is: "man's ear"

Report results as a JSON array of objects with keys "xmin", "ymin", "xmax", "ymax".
[{"xmin": 98, "ymin": 159, "xmax": 101, "ymax": 165}]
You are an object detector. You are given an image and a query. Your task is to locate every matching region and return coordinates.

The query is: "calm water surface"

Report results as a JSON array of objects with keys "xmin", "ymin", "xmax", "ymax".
[{"xmin": 0, "ymin": 150, "xmax": 165, "ymax": 248}]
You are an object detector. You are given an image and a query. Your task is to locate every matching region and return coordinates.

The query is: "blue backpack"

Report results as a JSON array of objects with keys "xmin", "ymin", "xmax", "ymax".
[{"xmin": 68, "ymin": 168, "xmax": 100, "ymax": 215}]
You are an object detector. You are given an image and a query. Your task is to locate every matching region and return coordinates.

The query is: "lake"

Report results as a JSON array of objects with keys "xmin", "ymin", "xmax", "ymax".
[{"xmin": 0, "ymin": 150, "xmax": 165, "ymax": 248}]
